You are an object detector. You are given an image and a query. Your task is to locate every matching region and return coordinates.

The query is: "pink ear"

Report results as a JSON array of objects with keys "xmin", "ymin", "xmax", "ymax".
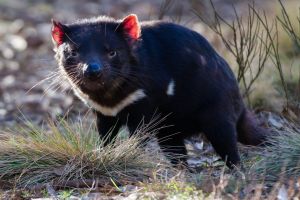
[
  {"xmin": 51, "ymin": 19, "xmax": 65, "ymax": 46},
  {"xmin": 121, "ymin": 14, "xmax": 141, "ymax": 40}
]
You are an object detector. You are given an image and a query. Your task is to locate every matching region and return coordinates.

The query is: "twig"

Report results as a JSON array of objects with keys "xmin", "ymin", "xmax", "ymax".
[{"xmin": 193, "ymin": 0, "xmax": 272, "ymax": 106}]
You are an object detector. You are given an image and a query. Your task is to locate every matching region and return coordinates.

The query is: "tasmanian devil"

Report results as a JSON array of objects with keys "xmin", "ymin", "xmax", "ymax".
[{"xmin": 51, "ymin": 14, "xmax": 268, "ymax": 168}]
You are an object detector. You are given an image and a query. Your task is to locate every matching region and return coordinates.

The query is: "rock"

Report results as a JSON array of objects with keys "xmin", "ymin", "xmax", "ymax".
[
  {"xmin": 67, "ymin": 195, "xmax": 81, "ymax": 200},
  {"xmin": 0, "ymin": 60, "xmax": 4, "ymax": 70},
  {"xmin": 9, "ymin": 19, "xmax": 25, "ymax": 33},
  {"xmin": 82, "ymin": 192, "xmax": 106, "ymax": 200},
  {"xmin": 5, "ymin": 60, "xmax": 20, "ymax": 71},
  {"xmin": 1, "ymin": 45, "xmax": 14, "ymax": 59},
  {"xmin": 277, "ymin": 185, "xmax": 288, "ymax": 200},
  {"xmin": 187, "ymin": 158, "xmax": 205, "ymax": 166},
  {"xmin": 119, "ymin": 185, "xmax": 138, "ymax": 193},
  {"xmin": 1, "ymin": 75, "xmax": 15, "ymax": 88},
  {"xmin": 268, "ymin": 114, "xmax": 283, "ymax": 129},
  {"xmin": 122, "ymin": 193, "xmax": 139, "ymax": 200},
  {"xmin": 0, "ymin": 21, "xmax": 10, "ymax": 37},
  {"xmin": 194, "ymin": 142, "xmax": 204, "ymax": 151},
  {"xmin": 6, "ymin": 34, "xmax": 27, "ymax": 51},
  {"xmin": 0, "ymin": 109, "xmax": 7, "ymax": 117},
  {"xmin": 23, "ymin": 27, "xmax": 43, "ymax": 47}
]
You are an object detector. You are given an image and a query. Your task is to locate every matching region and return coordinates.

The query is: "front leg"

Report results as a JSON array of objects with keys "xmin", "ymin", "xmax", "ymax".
[{"xmin": 96, "ymin": 112, "xmax": 121, "ymax": 145}]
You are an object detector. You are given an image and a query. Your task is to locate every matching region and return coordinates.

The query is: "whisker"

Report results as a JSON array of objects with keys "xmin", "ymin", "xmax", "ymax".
[{"xmin": 26, "ymin": 72, "xmax": 59, "ymax": 94}]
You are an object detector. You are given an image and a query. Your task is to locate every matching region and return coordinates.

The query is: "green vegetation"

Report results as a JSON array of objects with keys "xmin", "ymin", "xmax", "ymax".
[{"xmin": 254, "ymin": 126, "xmax": 300, "ymax": 181}]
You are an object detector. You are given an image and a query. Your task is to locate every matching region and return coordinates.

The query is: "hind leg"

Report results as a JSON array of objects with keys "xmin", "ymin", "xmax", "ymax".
[
  {"xmin": 237, "ymin": 109, "xmax": 268, "ymax": 146},
  {"xmin": 201, "ymin": 119, "xmax": 240, "ymax": 168}
]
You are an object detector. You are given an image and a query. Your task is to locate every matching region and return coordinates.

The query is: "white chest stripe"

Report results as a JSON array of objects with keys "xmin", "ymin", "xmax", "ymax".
[
  {"xmin": 166, "ymin": 79, "xmax": 175, "ymax": 96},
  {"xmin": 74, "ymin": 88, "xmax": 147, "ymax": 117}
]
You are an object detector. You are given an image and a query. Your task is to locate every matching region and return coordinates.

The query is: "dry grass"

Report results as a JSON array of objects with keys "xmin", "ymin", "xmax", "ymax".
[
  {"xmin": 0, "ymin": 117, "xmax": 300, "ymax": 199},
  {"xmin": 0, "ymin": 119, "xmax": 168, "ymax": 189}
]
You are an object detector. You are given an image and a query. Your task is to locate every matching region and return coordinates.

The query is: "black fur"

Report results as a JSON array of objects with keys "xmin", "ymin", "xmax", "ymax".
[{"xmin": 53, "ymin": 16, "xmax": 268, "ymax": 168}]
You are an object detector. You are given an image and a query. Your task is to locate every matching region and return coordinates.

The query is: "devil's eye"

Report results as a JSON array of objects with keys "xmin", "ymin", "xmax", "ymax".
[
  {"xmin": 108, "ymin": 50, "xmax": 117, "ymax": 58},
  {"xmin": 70, "ymin": 50, "xmax": 78, "ymax": 57}
]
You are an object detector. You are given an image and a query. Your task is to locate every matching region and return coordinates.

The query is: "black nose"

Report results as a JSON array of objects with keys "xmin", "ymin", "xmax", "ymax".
[{"xmin": 84, "ymin": 62, "xmax": 102, "ymax": 78}]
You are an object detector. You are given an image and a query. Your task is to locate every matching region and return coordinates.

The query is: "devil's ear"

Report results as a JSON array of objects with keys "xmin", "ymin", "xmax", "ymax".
[
  {"xmin": 120, "ymin": 14, "xmax": 141, "ymax": 41},
  {"xmin": 51, "ymin": 19, "xmax": 67, "ymax": 46}
]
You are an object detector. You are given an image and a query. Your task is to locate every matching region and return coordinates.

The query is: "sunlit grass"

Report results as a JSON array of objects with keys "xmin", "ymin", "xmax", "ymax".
[
  {"xmin": 0, "ymin": 119, "xmax": 167, "ymax": 188},
  {"xmin": 0, "ymin": 116, "xmax": 299, "ymax": 199}
]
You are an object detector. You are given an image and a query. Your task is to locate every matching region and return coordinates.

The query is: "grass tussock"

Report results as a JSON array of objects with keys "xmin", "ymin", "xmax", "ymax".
[
  {"xmin": 254, "ymin": 125, "xmax": 300, "ymax": 181},
  {"xmin": 0, "ymin": 119, "xmax": 167, "ymax": 188}
]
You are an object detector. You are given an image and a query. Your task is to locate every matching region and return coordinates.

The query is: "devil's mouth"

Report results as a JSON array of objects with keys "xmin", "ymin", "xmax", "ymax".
[{"xmin": 81, "ymin": 79, "xmax": 104, "ymax": 91}]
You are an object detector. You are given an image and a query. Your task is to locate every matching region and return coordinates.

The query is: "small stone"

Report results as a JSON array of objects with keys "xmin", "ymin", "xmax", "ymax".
[
  {"xmin": 6, "ymin": 61, "xmax": 20, "ymax": 71},
  {"xmin": 64, "ymin": 96, "xmax": 73, "ymax": 107},
  {"xmin": 1, "ymin": 75, "xmax": 15, "ymax": 88},
  {"xmin": 0, "ymin": 109, "xmax": 7, "ymax": 116},
  {"xmin": 268, "ymin": 115, "xmax": 283, "ymax": 129},
  {"xmin": 187, "ymin": 158, "xmax": 204, "ymax": 166},
  {"xmin": 0, "ymin": 21, "xmax": 9, "ymax": 36},
  {"xmin": 67, "ymin": 196, "xmax": 80, "ymax": 200},
  {"xmin": 277, "ymin": 185, "xmax": 288, "ymax": 200},
  {"xmin": 9, "ymin": 19, "xmax": 25, "ymax": 33},
  {"xmin": 0, "ymin": 61, "xmax": 4, "ymax": 70},
  {"xmin": 124, "ymin": 193, "xmax": 139, "ymax": 200},
  {"xmin": 194, "ymin": 142, "xmax": 203, "ymax": 150},
  {"xmin": 6, "ymin": 35, "xmax": 27, "ymax": 51},
  {"xmin": 1, "ymin": 46, "xmax": 14, "ymax": 59},
  {"xmin": 82, "ymin": 193, "xmax": 105, "ymax": 200},
  {"xmin": 119, "ymin": 185, "xmax": 138, "ymax": 193}
]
